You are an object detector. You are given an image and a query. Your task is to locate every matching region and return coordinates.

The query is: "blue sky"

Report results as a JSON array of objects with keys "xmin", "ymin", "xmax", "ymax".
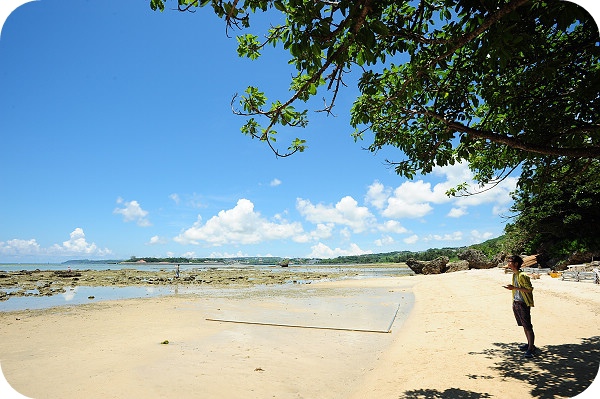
[{"xmin": 0, "ymin": 1, "xmax": 598, "ymax": 263}]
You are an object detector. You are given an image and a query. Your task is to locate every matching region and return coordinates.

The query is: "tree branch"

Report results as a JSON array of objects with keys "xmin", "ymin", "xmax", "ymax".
[{"xmin": 424, "ymin": 109, "xmax": 600, "ymax": 158}]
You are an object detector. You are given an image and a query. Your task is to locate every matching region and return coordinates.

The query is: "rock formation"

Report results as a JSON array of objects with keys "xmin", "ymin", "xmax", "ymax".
[
  {"xmin": 446, "ymin": 260, "xmax": 470, "ymax": 273},
  {"xmin": 406, "ymin": 256, "xmax": 449, "ymax": 275},
  {"xmin": 458, "ymin": 249, "xmax": 496, "ymax": 269}
]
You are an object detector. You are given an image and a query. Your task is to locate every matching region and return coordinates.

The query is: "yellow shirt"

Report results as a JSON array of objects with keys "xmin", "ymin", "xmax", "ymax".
[{"xmin": 512, "ymin": 271, "xmax": 534, "ymax": 307}]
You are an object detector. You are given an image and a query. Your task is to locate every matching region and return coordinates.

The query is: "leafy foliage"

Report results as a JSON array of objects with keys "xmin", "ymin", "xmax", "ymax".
[{"xmin": 504, "ymin": 159, "xmax": 600, "ymax": 262}]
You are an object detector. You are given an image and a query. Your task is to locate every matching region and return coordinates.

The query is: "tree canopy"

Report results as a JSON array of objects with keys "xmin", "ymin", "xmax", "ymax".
[
  {"xmin": 150, "ymin": 0, "xmax": 598, "ymax": 186},
  {"xmin": 150, "ymin": 0, "xmax": 600, "ymax": 262},
  {"xmin": 505, "ymin": 158, "xmax": 600, "ymax": 264}
]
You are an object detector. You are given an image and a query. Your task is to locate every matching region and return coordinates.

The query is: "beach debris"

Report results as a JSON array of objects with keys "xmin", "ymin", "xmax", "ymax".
[
  {"xmin": 160, "ymin": 340, "xmax": 169, "ymax": 345},
  {"xmin": 88, "ymin": 296, "xmax": 95, "ymax": 300},
  {"xmin": 254, "ymin": 367, "xmax": 264, "ymax": 372}
]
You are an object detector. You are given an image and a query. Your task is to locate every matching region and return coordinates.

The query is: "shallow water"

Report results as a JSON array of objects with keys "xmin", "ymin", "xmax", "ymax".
[
  {"xmin": 0, "ymin": 263, "xmax": 413, "ymax": 312},
  {"xmin": 0, "ymin": 285, "xmax": 207, "ymax": 312}
]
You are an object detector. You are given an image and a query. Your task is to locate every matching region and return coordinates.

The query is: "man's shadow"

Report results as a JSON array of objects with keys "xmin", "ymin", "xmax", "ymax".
[
  {"xmin": 400, "ymin": 336, "xmax": 599, "ymax": 399},
  {"xmin": 469, "ymin": 336, "xmax": 600, "ymax": 398}
]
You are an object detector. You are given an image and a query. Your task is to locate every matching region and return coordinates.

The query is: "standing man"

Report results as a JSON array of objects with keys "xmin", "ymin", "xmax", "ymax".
[{"xmin": 503, "ymin": 255, "xmax": 536, "ymax": 358}]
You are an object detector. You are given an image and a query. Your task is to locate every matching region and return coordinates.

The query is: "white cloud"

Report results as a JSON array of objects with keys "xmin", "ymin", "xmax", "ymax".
[
  {"xmin": 492, "ymin": 204, "xmax": 510, "ymax": 216},
  {"xmin": 403, "ymin": 235, "xmax": 419, "ymax": 245},
  {"xmin": 148, "ymin": 235, "xmax": 167, "ymax": 245},
  {"xmin": 339, "ymin": 227, "xmax": 351, "ymax": 240},
  {"xmin": 270, "ymin": 178, "xmax": 282, "ymax": 187},
  {"xmin": 0, "ymin": 238, "xmax": 41, "ymax": 256},
  {"xmin": 48, "ymin": 228, "xmax": 112, "ymax": 256},
  {"xmin": 374, "ymin": 235, "xmax": 395, "ymax": 247},
  {"xmin": 371, "ymin": 162, "xmax": 518, "ymax": 220},
  {"xmin": 209, "ymin": 250, "xmax": 249, "ymax": 258},
  {"xmin": 114, "ymin": 198, "xmax": 151, "ymax": 227},
  {"xmin": 365, "ymin": 181, "xmax": 391, "ymax": 210},
  {"xmin": 454, "ymin": 177, "xmax": 518, "ymax": 208},
  {"xmin": 0, "ymin": 229, "xmax": 112, "ymax": 259},
  {"xmin": 307, "ymin": 242, "xmax": 372, "ymax": 259},
  {"xmin": 293, "ymin": 223, "xmax": 334, "ymax": 243},
  {"xmin": 470, "ymin": 230, "xmax": 495, "ymax": 243},
  {"xmin": 378, "ymin": 220, "xmax": 408, "ymax": 234},
  {"xmin": 296, "ymin": 196, "xmax": 375, "ymax": 233},
  {"xmin": 431, "ymin": 161, "xmax": 474, "ymax": 188},
  {"xmin": 447, "ymin": 207, "xmax": 468, "ymax": 218},
  {"xmin": 174, "ymin": 198, "xmax": 304, "ymax": 246},
  {"xmin": 377, "ymin": 179, "xmax": 446, "ymax": 219},
  {"xmin": 432, "ymin": 162, "xmax": 518, "ymax": 208},
  {"xmin": 423, "ymin": 231, "xmax": 464, "ymax": 242},
  {"xmin": 383, "ymin": 188, "xmax": 434, "ymax": 218}
]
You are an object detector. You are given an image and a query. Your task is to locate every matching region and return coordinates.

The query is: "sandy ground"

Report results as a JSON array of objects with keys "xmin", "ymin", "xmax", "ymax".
[{"xmin": 0, "ymin": 268, "xmax": 599, "ymax": 398}]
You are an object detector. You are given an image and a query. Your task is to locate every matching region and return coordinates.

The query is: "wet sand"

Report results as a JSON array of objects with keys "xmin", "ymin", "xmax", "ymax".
[{"xmin": 1, "ymin": 268, "xmax": 599, "ymax": 398}]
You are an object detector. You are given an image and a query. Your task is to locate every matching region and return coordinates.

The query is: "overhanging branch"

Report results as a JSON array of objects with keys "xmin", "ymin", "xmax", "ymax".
[{"xmin": 425, "ymin": 110, "xmax": 600, "ymax": 158}]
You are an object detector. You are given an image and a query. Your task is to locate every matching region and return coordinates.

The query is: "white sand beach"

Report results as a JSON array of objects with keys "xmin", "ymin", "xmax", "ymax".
[{"xmin": 1, "ymin": 268, "xmax": 599, "ymax": 398}]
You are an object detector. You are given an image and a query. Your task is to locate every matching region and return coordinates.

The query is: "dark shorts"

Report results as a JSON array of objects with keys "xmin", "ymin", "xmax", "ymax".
[{"xmin": 512, "ymin": 301, "xmax": 533, "ymax": 330}]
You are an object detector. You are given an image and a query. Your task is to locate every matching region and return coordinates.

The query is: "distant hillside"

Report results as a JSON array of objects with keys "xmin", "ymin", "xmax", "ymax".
[
  {"xmin": 319, "ymin": 236, "xmax": 507, "ymax": 264},
  {"xmin": 65, "ymin": 238, "xmax": 507, "ymax": 266}
]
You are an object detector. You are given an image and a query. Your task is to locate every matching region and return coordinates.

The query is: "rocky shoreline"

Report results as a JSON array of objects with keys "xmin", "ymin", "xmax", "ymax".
[{"xmin": 0, "ymin": 265, "xmax": 409, "ymax": 301}]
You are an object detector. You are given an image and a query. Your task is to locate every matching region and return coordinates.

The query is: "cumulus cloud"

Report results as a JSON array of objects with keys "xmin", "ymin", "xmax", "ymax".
[
  {"xmin": 209, "ymin": 250, "xmax": 249, "ymax": 258},
  {"xmin": 423, "ymin": 231, "xmax": 464, "ymax": 242},
  {"xmin": 380, "ymin": 180, "xmax": 445, "ymax": 219},
  {"xmin": 114, "ymin": 198, "xmax": 151, "ymax": 227},
  {"xmin": 270, "ymin": 178, "xmax": 282, "ymax": 187},
  {"xmin": 293, "ymin": 223, "xmax": 334, "ymax": 243},
  {"xmin": 339, "ymin": 227, "xmax": 352, "ymax": 240},
  {"xmin": 49, "ymin": 228, "xmax": 112, "ymax": 256},
  {"xmin": 368, "ymin": 162, "xmax": 517, "ymax": 220},
  {"xmin": 447, "ymin": 207, "xmax": 468, "ymax": 218},
  {"xmin": 0, "ymin": 228, "xmax": 111, "ymax": 259},
  {"xmin": 378, "ymin": 220, "xmax": 408, "ymax": 234},
  {"xmin": 374, "ymin": 235, "xmax": 395, "ymax": 247},
  {"xmin": 433, "ymin": 162, "xmax": 518, "ymax": 208},
  {"xmin": 403, "ymin": 235, "xmax": 419, "ymax": 245},
  {"xmin": 0, "ymin": 238, "xmax": 41, "ymax": 256},
  {"xmin": 365, "ymin": 181, "xmax": 391, "ymax": 210},
  {"xmin": 470, "ymin": 230, "xmax": 495, "ymax": 243},
  {"xmin": 174, "ymin": 198, "xmax": 304, "ymax": 246},
  {"xmin": 148, "ymin": 235, "xmax": 167, "ymax": 245},
  {"xmin": 307, "ymin": 242, "xmax": 372, "ymax": 259},
  {"xmin": 296, "ymin": 196, "xmax": 375, "ymax": 233}
]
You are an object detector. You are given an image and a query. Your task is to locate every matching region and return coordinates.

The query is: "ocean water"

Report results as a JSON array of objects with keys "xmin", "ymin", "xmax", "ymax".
[{"xmin": 0, "ymin": 262, "xmax": 413, "ymax": 312}]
